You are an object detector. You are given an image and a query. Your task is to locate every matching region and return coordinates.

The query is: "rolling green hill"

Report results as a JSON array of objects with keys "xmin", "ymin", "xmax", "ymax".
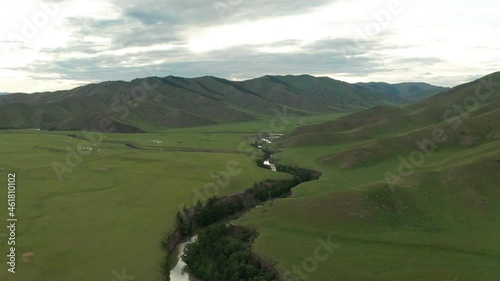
[
  {"xmin": 281, "ymin": 72, "xmax": 499, "ymax": 149},
  {"xmin": 235, "ymin": 71, "xmax": 500, "ymax": 281},
  {"xmin": 0, "ymin": 75, "xmax": 445, "ymax": 132}
]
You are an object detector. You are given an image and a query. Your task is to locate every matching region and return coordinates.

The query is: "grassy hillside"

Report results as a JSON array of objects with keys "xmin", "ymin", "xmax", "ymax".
[
  {"xmin": 0, "ymin": 75, "xmax": 440, "ymax": 132},
  {"xmin": 235, "ymin": 72, "xmax": 500, "ymax": 281}
]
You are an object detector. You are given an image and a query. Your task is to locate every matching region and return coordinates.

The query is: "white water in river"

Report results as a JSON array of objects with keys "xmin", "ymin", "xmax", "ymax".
[
  {"xmin": 263, "ymin": 159, "xmax": 277, "ymax": 172},
  {"xmin": 169, "ymin": 236, "xmax": 198, "ymax": 281}
]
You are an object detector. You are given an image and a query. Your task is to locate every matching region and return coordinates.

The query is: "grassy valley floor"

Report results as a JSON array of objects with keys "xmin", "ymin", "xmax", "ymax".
[{"xmin": 0, "ymin": 125, "xmax": 292, "ymax": 281}]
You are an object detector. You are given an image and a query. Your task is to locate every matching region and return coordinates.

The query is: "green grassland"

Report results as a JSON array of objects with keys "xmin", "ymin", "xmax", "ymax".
[
  {"xmin": 0, "ymin": 111, "xmax": 342, "ymax": 281},
  {"xmin": 0, "ymin": 127, "xmax": 292, "ymax": 281}
]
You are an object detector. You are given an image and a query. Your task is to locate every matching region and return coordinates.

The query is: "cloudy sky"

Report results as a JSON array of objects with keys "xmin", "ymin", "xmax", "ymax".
[{"xmin": 1, "ymin": 0, "xmax": 499, "ymax": 93}]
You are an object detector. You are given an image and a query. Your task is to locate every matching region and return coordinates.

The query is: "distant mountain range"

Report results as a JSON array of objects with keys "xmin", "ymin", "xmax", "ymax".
[
  {"xmin": 356, "ymin": 82, "xmax": 449, "ymax": 102},
  {"xmin": 0, "ymin": 75, "xmax": 447, "ymax": 132},
  {"xmin": 0, "ymin": 92, "xmax": 10, "ymax": 95}
]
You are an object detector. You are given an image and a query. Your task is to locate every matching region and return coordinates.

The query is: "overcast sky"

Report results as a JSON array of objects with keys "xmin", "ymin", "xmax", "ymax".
[{"xmin": 1, "ymin": 0, "xmax": 499, "ymax": 93}]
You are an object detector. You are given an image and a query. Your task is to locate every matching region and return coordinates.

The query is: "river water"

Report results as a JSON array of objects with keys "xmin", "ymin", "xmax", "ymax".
[{"xmin": 169, "ymin": 236, "xmax": 198, "ymax": 281}]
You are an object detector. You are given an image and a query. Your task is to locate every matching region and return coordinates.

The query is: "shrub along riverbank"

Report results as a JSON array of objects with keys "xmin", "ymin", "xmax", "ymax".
[{"xmin": 183, "ymin": 224, "xmax": 277, "ymax": 281}]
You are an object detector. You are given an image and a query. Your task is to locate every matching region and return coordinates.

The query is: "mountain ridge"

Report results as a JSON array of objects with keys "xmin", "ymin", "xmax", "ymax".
[
  {"xmin": 0, "ymin": 75, "xmax": 447, "ymax": 132},
  {"xmin": 356, "ymin": 81, "xmax": 449, "ymax": 102}
]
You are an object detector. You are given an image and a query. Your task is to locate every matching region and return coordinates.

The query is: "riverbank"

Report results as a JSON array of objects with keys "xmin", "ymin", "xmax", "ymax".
[{"xmin": 163, "ymin": 150, "xmax": 321, "ymax": 281}]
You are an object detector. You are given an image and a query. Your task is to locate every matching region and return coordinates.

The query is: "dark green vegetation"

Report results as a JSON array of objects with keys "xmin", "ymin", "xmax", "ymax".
[
  {"xmin": 194, "ymin": 196, "xmax": 245, "ymax": 228},
  {"xmin": 236, "ymin": 72, "xmax": 500, "ymax": 280},
  {"xmin": 184, "ymin": 224, "xmax": 277, "ymax": 281},
  {"xmin": 166, "ymin": 156, "xmax": 320, "ymax": 280},
  {"xmin": 176, "ymin": 159, "xmax": 319, "ymax": 281},
  {"xmin": 253, "ymin": 165, "xmax": 320, "ymax": 202},
  {"xmin": 0, "ymin": 75, "xmax": 445, "ymax": 132},
  {"xmin": 170, "ymin": 163, "xmax": 319, "ymax": 244},
  {"xmin": 174, "ymin": 163, "xmax": 319, "ymax": 235}
]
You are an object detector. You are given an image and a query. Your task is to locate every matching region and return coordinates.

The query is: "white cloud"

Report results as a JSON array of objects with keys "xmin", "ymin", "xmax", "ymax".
[{"xmin": 0, "ymin": 0, "xmax": 499, "ymax": 92}]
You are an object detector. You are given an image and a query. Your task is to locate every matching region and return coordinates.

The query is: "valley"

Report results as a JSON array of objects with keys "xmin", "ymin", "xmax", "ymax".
[
  {"xmin": 2, "ymin": 1, "xmax": 499, "ymax": 280},
  {"xmin": 0, "ymin": 72, "xmax": 498, "ymax": 281},
  {"xmin": 236, "ymin": 72, "xmax": 500, "ymax": 281}
]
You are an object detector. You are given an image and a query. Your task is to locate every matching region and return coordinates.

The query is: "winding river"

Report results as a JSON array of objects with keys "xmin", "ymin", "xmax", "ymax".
[
  {"xmin": 168, "ymin": 135, "xmax": 307, "ymax": 281},
  {"xmin": 168, "ymin": 154, "xmax": 278, "ymax": 281}
]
